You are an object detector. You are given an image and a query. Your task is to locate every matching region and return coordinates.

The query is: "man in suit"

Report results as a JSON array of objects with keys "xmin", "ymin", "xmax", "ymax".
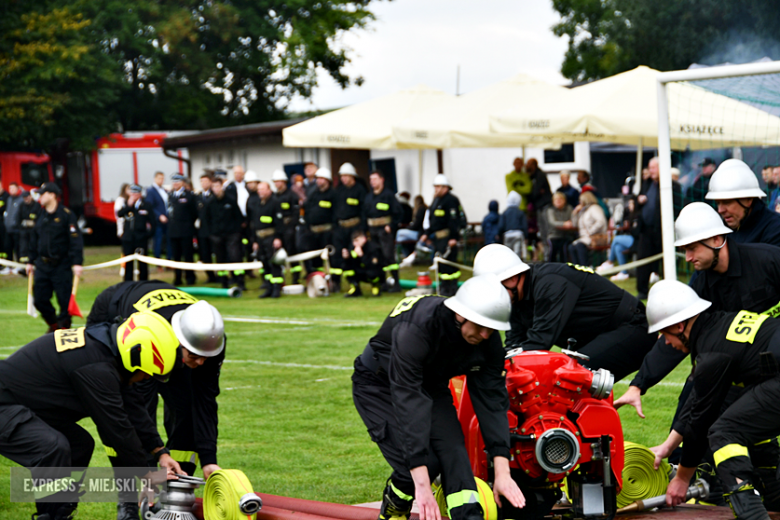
[
  {"xmin": 168, "ymin": 174, "xmax": 198, "ymax": 285},
  {"xmin": 147, "ymin": 171, "xmax": 171, "ymax": 264}
]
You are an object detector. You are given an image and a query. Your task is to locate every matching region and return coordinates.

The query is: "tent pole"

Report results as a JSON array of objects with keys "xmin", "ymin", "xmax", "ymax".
[
  {"xmin": 418, "ymin": 149, "xmax": 423, "ymax": 196},
  {"xmin": 634, "ymin": 137, "xmax": 643, "ymax": 196},
  {"xmin": 656, "ymin": 79, "xmax": 676, "ymax": 281}
]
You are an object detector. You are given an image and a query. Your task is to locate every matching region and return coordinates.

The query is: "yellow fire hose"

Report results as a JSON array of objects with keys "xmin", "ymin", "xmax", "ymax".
[
  {"xmin": 204, "ymin": 469, "xmax": 262, "ymax": 520},
  {"xmin": 616, "ymin": 442, "xmax": 673, "ymax": 508},
  {"xmin": 433, "ymin": 477, "xmax": 497, "ymax": 520}
]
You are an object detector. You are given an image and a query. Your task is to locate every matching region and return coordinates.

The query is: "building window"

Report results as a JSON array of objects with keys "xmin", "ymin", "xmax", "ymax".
[{"xmin": 544, "ymin": 144, "xmax": 575, "ymax": 164}]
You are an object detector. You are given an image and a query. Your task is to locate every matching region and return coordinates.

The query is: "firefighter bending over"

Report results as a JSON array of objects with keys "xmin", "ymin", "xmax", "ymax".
[{"xmin": 353, "ymin": 275, "xmax": 525, "ymax": 520}]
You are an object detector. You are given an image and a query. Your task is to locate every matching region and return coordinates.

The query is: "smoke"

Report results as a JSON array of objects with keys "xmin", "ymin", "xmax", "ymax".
[{"xmin": 695, "ymin": 29, "xmax": 780, "ymax": 67}]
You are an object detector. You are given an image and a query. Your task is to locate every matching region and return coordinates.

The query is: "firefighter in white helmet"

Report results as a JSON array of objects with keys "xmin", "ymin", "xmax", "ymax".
[
  {"xmin": 473, "ymin": 243, "xmax": 656, "ymax": 381},
  {"xmin": 644, "ymin": 280, "xmax": 780, "ymax": 520},
  {"xmin": 271, "ymin": 169, "xmax": 303, "ymax": 284},
  {"xmin": 353, "ymin": 275, "xmax": 525, "ymax": 520},
  {"xmin": 331, "ymin": 163, "xmax": 367, "ymax": 292},
  {"xmin": 418, "ymin": 174, "xmax": 465, "ymax": 296},
  {"xmin": 302, "ymin": 168, "xmax": 335, "ymax": 275},
  {"xmin": 706, "ymin": 158, "xmax": 780, "ymax": 246}
]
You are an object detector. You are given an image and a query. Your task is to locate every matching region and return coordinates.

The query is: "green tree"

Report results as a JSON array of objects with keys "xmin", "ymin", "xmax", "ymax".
[{"xmin": 552, "ymin": 0, "xmax": 780, "ymax": 82}]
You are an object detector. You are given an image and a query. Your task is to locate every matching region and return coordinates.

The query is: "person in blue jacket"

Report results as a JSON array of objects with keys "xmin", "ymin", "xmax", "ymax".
[{"xmin": 481, "ymin": 200, "xmax": 500, "ymax": 245}]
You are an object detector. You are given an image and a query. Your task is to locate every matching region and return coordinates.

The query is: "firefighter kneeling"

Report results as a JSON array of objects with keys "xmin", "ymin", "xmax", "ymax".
[
  {"xmin": 645, "ymin": 280, "xmax": 780, "ymax": 520},
  {"xmin": 0, "ymin": 312, "xmax": 179, "ymax": 520},
  {"xmin": 353, "ymin": 275, "xmax": 526, "ymax": 520}
]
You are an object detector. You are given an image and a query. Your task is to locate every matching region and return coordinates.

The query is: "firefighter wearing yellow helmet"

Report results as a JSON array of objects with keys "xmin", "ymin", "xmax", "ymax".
[{"xmin": 0, "ymin": 311, "xmax": 178, "ymax": 520}]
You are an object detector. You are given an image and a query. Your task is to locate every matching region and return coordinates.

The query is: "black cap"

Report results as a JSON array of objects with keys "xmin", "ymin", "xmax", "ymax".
[
  {"xmin": 21, "ymin": 190, "xmax": 31, "ymax": 198},
  {"xmin": 699, "ymin": 157, "xmax": 716, "ymax": 167},
  {"xmin": 129, "ymin": 184, "xmax": 143, "ymax": 194},
  {"xmin": 38, "ymin": 182, "xmax": 61, "ymax": 196}
]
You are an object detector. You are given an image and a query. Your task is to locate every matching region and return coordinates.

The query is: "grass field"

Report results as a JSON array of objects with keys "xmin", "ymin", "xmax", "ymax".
[{"xmin": 0, "ymin": 247, "xmax": 692, "ymax": 519}]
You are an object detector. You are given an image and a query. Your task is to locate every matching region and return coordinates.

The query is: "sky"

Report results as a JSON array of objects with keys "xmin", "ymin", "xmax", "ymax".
[{"xmin": 287, "ymin": 0, "xmax": 569, "ymax": 112}]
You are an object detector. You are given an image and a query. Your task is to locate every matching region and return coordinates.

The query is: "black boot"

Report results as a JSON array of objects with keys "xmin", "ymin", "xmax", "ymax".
[
  {"xmin": 271, "ymin": 283, "xmax": 282, "ymax": 298},
  {"xmin": 117, "ymin": 502, "xmax": 140, "ymax": 520},
  {"xmin": 345, "ymin": 283, "xmax": 362, "ymax": 298},
  {"xmin": 259, "ymin": 283, "xmax": 274, "ymax": 299},
  {"xmin": 386, "ymin": 275, "xmax": 401, "ymax": 293},
  {"xmin": 378, "ymin": 481, "xmax": 413, "ymax": 520},
  {"xmin": 725, "ymin": 484, "xmax": 770, "ymax": 520}
]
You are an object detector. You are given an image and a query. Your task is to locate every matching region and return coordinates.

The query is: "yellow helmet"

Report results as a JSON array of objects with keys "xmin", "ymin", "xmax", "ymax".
[{"xmin": 116, "ymin": 311, "xmax": 180, "ymax": 381}]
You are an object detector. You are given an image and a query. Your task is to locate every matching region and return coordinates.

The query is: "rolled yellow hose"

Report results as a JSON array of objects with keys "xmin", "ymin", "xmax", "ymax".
[
  {"xmin": 617, "ymin": 441, "xmax": 672, "ymax": 508},
  {"xmin": 433, "ymin": 477, "xmax": 497, "ymax": 520},
  {"xmin": 204, "ymin": 469, "xmax": 261, "ymax": 520}
]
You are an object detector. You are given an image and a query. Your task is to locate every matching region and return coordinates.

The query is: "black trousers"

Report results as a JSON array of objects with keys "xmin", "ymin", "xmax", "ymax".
[
  {"xmin": 332, "ymin": 224, "xmax": 357, "ymax": 282},
  {"xmin": 344, "ymin": 255, "xmax": 383, "ymax": 285},
  {"xmin": 4, "ymin": 231, "xmax": 19, "ymax": 262},
  {"xmin": 18, "ymin": 230, "xmax": 34, "ymax": 263},
  {"xmin": 256, "ymin": 236, "xmax": 282, "ymax": 285},
  {"xmin": 352, "ymin": 360, "xmax": 482, "ymax": 520},
  {"xmin": 169, "ymin": 235, "xmax": 196, "ymax": 285},
  {"xmin": 636, "ymin": 230, "xmax": 661, "ymax": 296},
  {"xmin": 210, "ymin": 233, "xmax": 244, "ymax": 285},
  {"xmin": 198, "ymin": 233, "xmax": 217, "ymax": 282},
  {"xmin": 0, "ymin": 404, "xmax": 94, "ymax": 512},
  {"xmin": 370, "ymin": 226, "xmax": 398, "ymax": 274},
  {"xmin": 434, "ymin": 237, "xmax": 459, "ymax": 296},
  {"xmin": 548, "ymin": 238, "xmax": 570, "ymax": 263},
  {"xmin": 710, "ymin": 376, "xmax": 780, "ymax": 501},
  {"xmin": 569, "ymin": 242, "xmax": 590, "ymax": 266},
  {"xmin": 576, "ymin": 312, "xmax": 658, "ymax": 381},
  {"xmin": 281, "ymin": 223, "xmax": 302, "ymax": 281},
  {"xmin": 303, "ymin": 228, "xmax": 333, "ymax": 274},
  {"xmin": 122, "ymin": 239, "xmax": 149, "ymax": 281},
  {"xmin": 33, "ymin": 260, "xmax": 72, "ymax": 328}
]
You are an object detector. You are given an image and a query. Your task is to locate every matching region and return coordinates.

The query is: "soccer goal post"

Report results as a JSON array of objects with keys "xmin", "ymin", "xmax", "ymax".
[{"xmin": 657, "ymin": 60, "xmax": 780, "ymax": 281}]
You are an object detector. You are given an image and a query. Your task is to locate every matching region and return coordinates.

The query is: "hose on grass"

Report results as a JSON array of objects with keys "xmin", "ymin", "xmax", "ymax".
[{"xmin": 203, "ymin": 469, "xmax": 262, "ymax": 520}]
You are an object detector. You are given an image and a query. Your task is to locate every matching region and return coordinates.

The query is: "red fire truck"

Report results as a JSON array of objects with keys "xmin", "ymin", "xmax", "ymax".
[{"xmin": 0, "ymin": 132, "xmax": 188, "ymax": 235}]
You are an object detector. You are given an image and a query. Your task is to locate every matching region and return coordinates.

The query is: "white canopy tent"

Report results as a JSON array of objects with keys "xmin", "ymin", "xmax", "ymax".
[
  {"xmin": 391, "ymin": 73, "xmax": 564, "ymax": 149},
  {"xmin": 282, "ymin": 84, "xmax": 455, "ymax": 150}
]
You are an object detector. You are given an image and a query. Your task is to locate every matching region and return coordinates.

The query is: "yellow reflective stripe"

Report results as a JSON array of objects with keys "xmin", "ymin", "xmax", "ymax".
[
  {"xmin": 281, "ymin": 202, "xmax": 291, "ymax": 210},
  {"xmin": 271, "ymin": 277, "xmax": 284, "ymax": 284},
  {"xmin": 260, "ymin": 216, "xmax": 273, "ymax": 223},
  {"xmin": 170, "ymin": 450, "xmax": 199, "ymax": 465},
  {"xmin": 133, "ymin": 289, "xmax": 198, "ymax": 312},
  {"xmin": 714, "ymin": 444, "xmax": 749, "ymax": 466},
  {"xmin": 726, "ymin": 311, "xmax": 769, "ymax": 344},
  {"xmin": 755, "ymin": 439, "xmax": 773, "ymax": 445},
  {"xmin": 330, "ymin": 268, "xmax": 343, "ymax": 275},
  {"xmin": 440, "ymin": 271, "xmax": 462, "ymax": 280},
  {"xmin": 264, "ymin": 274, "xmax": 273, "ymax": 280},
  {"xmin": 290, "ymin": 266, "xmax": 303, "ymax": 272},
  {"xmin": 376, "ymin": 202, "xmax": 390, "ymax": 211},
  {"xmin": 343, "ymin": 270, "xmax": 355, "ymax": 277},
  {"xmin": 242, "ymin": 238, "xmax": 249, "ymax": 245},
  {"xmin": 390, "ymin": 481, "xmax": 414, "ymax": 501},
  {"xmin": 233, "ymin": 270, "xmax": 245, "ymax": 275},
  {"xmin": 347, "ymin": 198, "xmax": 359, "ymax": 206},
  {"xmin": 350, "ymin": 250, "xmax": 358, "ymax": 258},
  {"xmin": 319, "ymin": 200, "xmax": 332, "ymax": 208},
  {"xmin": 105, "ymin": 446, "xmax": 117, "ymax": 458},
  {"xmin": 434, "ymin": 209, "xmax": 445, "ymax": 216},
  {"xmin": 383, "ymin": 263, "xmax": 399, "ymax": 272},
  {"xmin": 446, "ymin": 489, "xmax": 480, "ymax": 515}
]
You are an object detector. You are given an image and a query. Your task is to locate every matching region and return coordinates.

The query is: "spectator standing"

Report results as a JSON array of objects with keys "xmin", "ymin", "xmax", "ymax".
[
  {"xmin": 248, "ymin": 182, "xmax": 282, "ymax": 298},
  {"xmin": 206, "ymin": 177, "xmax": 245, "ymax": 290},
  {"xmin": 556, "ymin": 170, "xmax": 580, "ymax": 209},
  {"xmin": 303, "ymin": 162, "xmax": 319, "ymax": 198},
  {"xmin": 363, "ymin": 170, "xmax": 403, "ymax": 293},
  {"xmin": 147, "ymin": 171, "xmax": 170, "ymax": 264},
  {"xmin": 504, "ymin": 157, "xmax": 532, "ymax": 211},
  {"xmin": 545, "ymin": 191, "xmax": 574, "ymax": 263},
  {"xmin": 25, "ymin": 183, "xmax": 83, "ymax": 332},
  {"xmin": 397, "ymin": 192, "xmax": 413, "ymax": 227},
  {"xmin": 397, "ymin": 195, "xmax": 427, "ymax": 260},
  {"xmin": 114, "ymin": 183, "xmax": 130, "ymax": 239},
  {"xmin": 168, "ymin": 174, "xmax": 198, "ymax": 286},
  {"xmin": 569, "ymin": 191, "xmax": 607, "ymax": 267},
  {"xmin": 527, "ymin": 158, "xmax": 552, "ymax": 260},
  {"xmin": 0, "ymin": 181, "xmax": 8, "ymax": 267},
  {"xmin": 116, "ymin": 185, "xmax": 155, "ymax": 281},
  {"xmin": 272, "ymin": 170, "xmax": 302, "ymax": 284},
  {"xmin": 331, "ymin": 163, "xmax": 367, "ymax": 291},
  {"xmin": 196, "ymin": 173, "xmax": 218, "ymax": 283},
  {"xmin": 225, "ymin": 165, "xmax": 249, "ymax": 217},
  {"xmin": 419, "ymin": 174, "xmax": 463, "ymax": 296},
  {"xmin": 597, "ymin": 196, "xmax": 640, "ymax": 281},
  {"xmin": 17, "ymin": 190, "xmax": 41, "ymax": 265},
  {"xmin": 686, "ymin": 157, "xmax": 716, "ymax": 203},
  {"xmin": 768, "ymin": 165, "xmax": 780, "ymax": 211},
  {"xmin": 4, "ymin": 182, "xmax": 24, "ymax": 264},
  {"xmin": 481, "ymin": 200, "xmax": 500, "ymax": 245},
  {"xmin": 497, "ymin": 191, "xmax": 528, "ymax": 259},
  {"xmin": 762, "ymin": 165, "xmax": 776, "ymax": 195}
]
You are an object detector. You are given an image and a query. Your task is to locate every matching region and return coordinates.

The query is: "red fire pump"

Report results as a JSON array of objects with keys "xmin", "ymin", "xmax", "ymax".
[{"xmin": 453, "ymin": 348, "xmax": 624, "ymax": 520}]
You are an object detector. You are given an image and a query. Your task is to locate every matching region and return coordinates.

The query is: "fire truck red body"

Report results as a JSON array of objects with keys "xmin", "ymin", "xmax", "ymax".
[{"xmin": 0, "ymin": 133, "xmax": 187, "ymax": 227}]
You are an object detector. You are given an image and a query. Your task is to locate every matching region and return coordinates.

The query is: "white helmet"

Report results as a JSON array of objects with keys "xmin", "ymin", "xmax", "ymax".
[
  {"xmin": 433, "ymin": 174, "xmax": 451, "ymax": 187},
  {"xmin": 171, "ymin": 300, "xmax": 225, "ymax": 357},
  {"xmin": 674, "ymin": 202, "xmax": 733, "ymax": 246},
  {"xmin": 646, "ymin": 280, "xmax": 712, "ymax": 334},
  {"xmin": 315, "ymin": 168, "xmax": 332, "ymax": 182},
  {"xmin": 706, "ymin": 159, "xmax": 766, "ymax": 200},
  {"xmin": 473, "ymin": 244, "xmax": 530, "ymax": 281},
  {"xmin": 338, "ymin": 163, "xmax": 357, "ymax": 176},
  {"xmin": 271, "ymin": 170, "xmax": 288, "ymax": 182},
  {"xmin": 443, "ymin": 274, "xmax": 512, "ymax": 331},
  {"xmin": 244, "ymin": 170, "xmax": 260, "ymax": 183}
]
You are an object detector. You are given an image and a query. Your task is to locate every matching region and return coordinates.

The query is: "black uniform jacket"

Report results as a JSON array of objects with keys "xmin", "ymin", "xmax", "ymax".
[
  {"xmin": 17, "ymin": 200, "xmax": 41, "ymax": 231},
  {"xmin": 672, "ymin": 310, "xmax": 780, "ymax": 467},
  {"xmin": 506, "ymin": 262, "xmax": 639, "ymax": 350},
  {"xmin": 366, "ymin": 295, "xmax": 511, "ymax": 468},
  {"xmin": 274, "ymin": 188, "xmax": 298, "ymax": 224},
  {"xmin": 28, "ymin": 203, "xmax": 83, "ymax": 265},
  {"xmin": 334, "ymin": 182, "xmax": 367, "ymax": 222},
  {"xmin": 205, "ymin": 194, "xmax": 243, "ymax": 236},
  {"xmin": 424, "ymin": 192, "xmax": 462, "ymax": 239},
  {"xmin": 117, "ymin": 199, "xmax": 156, "ymax": 242},
  {"xmin": 197, "ymin": 191, "xmax": 213, "ymax": 237},
  {"xmin": 631, "ymin": 240, "xmax": 780, "ymax": 392},
  {"xmin": 168, "ymin": 189, "xmax": 198, "ymax": 238},
  {"xmin": 304, "ymin": 187, "xmax": 335, "ymax": 226},
  {"xmin": 732, "ymin": 200, "xmax": 780, "ymax": 248},
  {"xmin": 247, "ymin": 195, "xmax": 281, "ymax": 242},
  {"xmin": 363, "ymin": 188, "xmax": 402, "ymax": 231},
  {"xmin": 85, "ymin": 280, "xmax": 223, "ymax": 466},
  {"xmin": 0, "ymin": 325, "xmax": 148, "ymax": 467}
]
